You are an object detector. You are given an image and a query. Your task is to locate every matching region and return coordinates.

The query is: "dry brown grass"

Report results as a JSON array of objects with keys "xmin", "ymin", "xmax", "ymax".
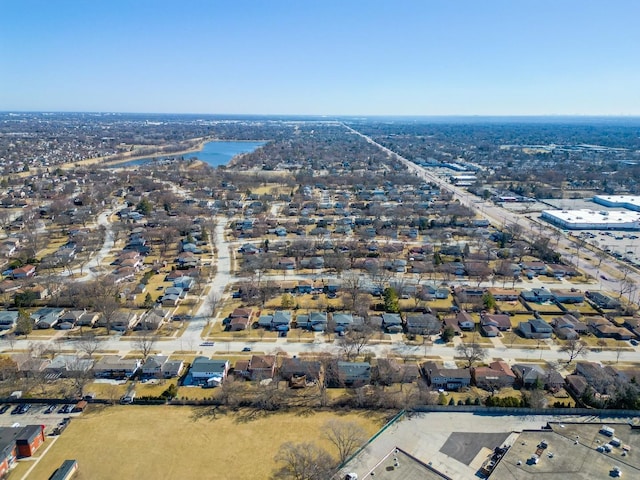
[{"xmin": 24, "ymin": 406, "xmax": 384, "ymax": 480}]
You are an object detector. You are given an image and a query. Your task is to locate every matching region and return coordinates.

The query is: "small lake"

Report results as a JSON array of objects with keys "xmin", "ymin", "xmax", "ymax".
[{"xmin": 111, "ymin": 140, "xmax": 266, "ymax": 168}]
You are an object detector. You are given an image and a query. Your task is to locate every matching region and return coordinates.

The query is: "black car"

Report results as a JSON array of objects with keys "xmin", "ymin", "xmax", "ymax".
[
  {"xmin": 57, "ymin": 405, "xmax": 68, "ymax": 414},
  {"xmin": 10, "ymin": 405, "xmax": 21, "ymax": 415},
  {"xmin": 44, "ymin": 404, "xmax": 56, "ymax": 414},
  {"xmin": 0, "ymin": 405, "xmax": 10, "ymax": 414},
  {"xmin": 18, "ymin": 404, "xmax": 31, "ymax": 414}
]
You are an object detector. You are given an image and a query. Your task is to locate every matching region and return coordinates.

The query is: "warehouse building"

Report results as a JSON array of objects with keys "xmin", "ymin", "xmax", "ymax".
[
  {"xmin": 541, "ymin": 209, "xmax": 640, "ymax": 230},
  {"xmin": 593, "ymin": 195, "xmax": 640, "ymax": 212}
]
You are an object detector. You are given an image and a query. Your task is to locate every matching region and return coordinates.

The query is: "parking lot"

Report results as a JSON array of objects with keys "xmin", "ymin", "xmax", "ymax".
[{"xmin": 0, "ymin": 402, "xmax": 81, "ymax": 431}]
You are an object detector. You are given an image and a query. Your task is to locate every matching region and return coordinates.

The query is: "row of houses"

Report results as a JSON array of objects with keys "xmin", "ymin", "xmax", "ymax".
[
  {"xmin": 0, "ymin": 307, "xmax": 173, "ymax": 332},
  {"xmin": 181, "ymin": 355, "xmax": 420, "ymax": 389},
  {"xmin": 7, "ymin": 353, "xmax": 185, "ymax": 380},
  {"xmin": 422, "ymin": 361, "xmax": 564, "ymax": 391}
]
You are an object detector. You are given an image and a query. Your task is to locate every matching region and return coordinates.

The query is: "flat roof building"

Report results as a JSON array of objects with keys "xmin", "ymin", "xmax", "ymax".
[
  {"xmin": 593, "ymin": 194, "xmax": 640, "ymax": 212},
  {"xmin": 541, "ymin": 209, "xmax": 640, "ymax": 230}
]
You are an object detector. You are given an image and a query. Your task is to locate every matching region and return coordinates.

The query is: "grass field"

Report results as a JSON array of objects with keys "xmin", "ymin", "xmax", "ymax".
[{"xmin": 21, "ymin": 406, "xmax": 385, "ymax": 480}]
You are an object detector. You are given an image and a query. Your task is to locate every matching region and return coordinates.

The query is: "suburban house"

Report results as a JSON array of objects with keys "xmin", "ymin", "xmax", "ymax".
[
  {"xmin": 141, "ymin": 355, "xmax": 169, "ymax": 378},
  {"xmin": 480, "ymin": 313, "xmax": 511, "ymax": 337},
  {"xmin": 56, "ymin": 310, "xmax": 86, "ymax": 330},
  {"xmin": 573, "ymin": 362, "xmax": 622, "ymax": 396},
  {"xmin": 405, "ymin": 313, "xmax": 441, "ymax": 335},
  {"xmin": 565, "ymin": 374, "xmax": 589, "ymax": 398},
  {"xmin": 334, "ymin": 361, "xmax": 371, "ymax": 387},
  {"xmin": 472, "ymin": 361, "xmax": 516, "ymax": 390},
  {"xmin": 189, "ymin": 357, "xmax": 229, "ymax": 386},
  {"xmin": 271, "ymin": 310, "xmax": 292, "ymax": 332},
  {"xmin": 512, "ymin": 364, "xmax": 564, "ymax": 390},
  {"xmin": 277, "ymin": 257, "xmax": 296, "ymax": 270},
  {"xmin": 11, "ymin": 265, "xmax": 36, "ymax": 279},
  {"xmin": 520, "ymin": 288, "xmax": 554, "ymax": 303},
  {"xmin": 297, "ymin": 312, "xmax": 328, "ymax": 332},
  {"xmin": 45, "ymin": 355, "xmax": 93, "ymax": 378},
  {"xmin": 586, "ymin": 291, "xmax": 621, "ymax": 310},
  {"xmin": 520, "ymin": 261, "xmax": 548, "ymax": 275},
  {"xmin": 588, "ymin": 317, "xmax": 633, "ymax": 340},
  {"xmin": 248, "ymin": 355, "xmax": 277, "ymax": 381},
  {"xmin": 93, "ymin": 356, "xmax": 141, "ymax": 379},
  {"xmin": 12, "ymin": 354, "xmax": 50, "ymax": 377},
  {"xmin": 422, "ymin": 361, "xmax": 471, "ymax": 390},
  {"xmin": 517, "ymin": 319, "xmax": 553, "ymax": 339},
  {"xmin": 108, "ymin": 311, "xmax": 139, "ymax": 331},
  {"xmin": 228, "ymin": 308, "xmax": 254, "ymax": 331},
  {"xmin": 375, "ymin": 358, "xmax": 420, "ymax": 385},
  {"xmin": 547, "ymin": 264, "xmax": 578, "ymax": 278},
  {"xmin": 332, "ymin": 313, "xmax": 354, "ymax": 332},
  {"xmin": 162, "ymin": 359, "xmax": 185, "ymax": 378},
  {"xmin": 76, "ymin": 311, "xmax": 100, "ymax": 327},
  {"xmin": 30, "ymin": 308, "xmax": 64, "ymax": 329},
  {"xmin": 551, "ymin": 289, "xmax": 585, "ymax": 304},
  {"xmin": 551, "ymin": 314, "xmax": 588, "ymax": 340},
  {"xmin": 456, "ymin": 311, "xmax": 475, "ymax": 331},
  {"xmin": 136, "ymin": 308, "xmax": 170, "ymax": 331},
  {"xmin": 382, "ymin": 313, "xmax": 403, "ymax": 333},
  {"xmin": 173, "ymin": 276, "xmax": 194, "ymax": 291},
  {"xmin": 623, "ymin": 317, "xmax": 640, "ymax": 338},
  {"xmin": 279, "ymin": 357, "xmax": 323, "ymax": 387},
  {"xmin": 443, "ymin": 316, "xmax": 462, "ymax": 335},
  {"xmin": 0, "ymin": 311, "xmax": 18, "ymax": 330},
  {"xmin": 487, "ymin": 288, "xmax": 520, "ymax": 301}
]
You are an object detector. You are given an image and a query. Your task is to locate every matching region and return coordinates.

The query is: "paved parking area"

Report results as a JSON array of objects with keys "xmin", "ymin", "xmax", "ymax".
[{"xmin": 0, "ymin": 403, "xmax": 79, "ymax": 432}]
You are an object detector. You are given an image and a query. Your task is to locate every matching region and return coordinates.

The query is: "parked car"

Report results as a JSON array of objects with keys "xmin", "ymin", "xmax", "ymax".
[
  {"xmin": 242, "ymin": 347, "xmax": 252, "ymax": 352},
  {"xmin": 0, "ymin": 405, "xmax": 10, "ymax": 414},
  {"xmin": 18, "ymin": 404, "xmax": 31, "ymax": 414},
  {"xmin": 631, "ymin": 339, "xmax": 639, "ymax": 346},
  {"xmin": 44, "ymin": 404, "xmax": 56, "ymax": 414}
]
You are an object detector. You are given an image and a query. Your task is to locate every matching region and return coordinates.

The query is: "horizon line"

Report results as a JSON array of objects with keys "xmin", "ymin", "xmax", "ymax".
[{"xmin": 2, "ymin": 110, "xmax": 640, "ymax": 119}]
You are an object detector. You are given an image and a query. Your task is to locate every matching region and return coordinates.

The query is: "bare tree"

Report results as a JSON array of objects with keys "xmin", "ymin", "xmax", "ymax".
[
  {"xmin": 134, "ymin": 330, "xmax": 158, "ymax": 362},
  {"xmin": 4, "ymin": 333, "xmax": 16, "ymax": 351},
  {"xmin": 559, "ymin": 338, "xmax": 589, "ymax": 364},
  {"xmin": 337, "ymin": 325, "xmax": 374, "ymax": 361},
  {"xmin": 89, "ymin": 279, "xmax": 121, "ymax": 332},
  {"xmin": 203, "ymin": 290, "xmax": 221, "ymax": 319},
  {"xmin": 76, "ymin": 332, "xmax": 103, "ymax": 359},
  {"xmin": 272, "ymin": 441, "xmax": 335, "ymax": 480},
  {"xmin": 68, "ymin": 355, "xmax": 94, "ymax": 398},
  {"xmin": 455, "ymin": 341, "xmax": 486, "ymax": 368},
  {"xmin": 323, "ymin": 420, "xmax": 367, "ymax": 465}
]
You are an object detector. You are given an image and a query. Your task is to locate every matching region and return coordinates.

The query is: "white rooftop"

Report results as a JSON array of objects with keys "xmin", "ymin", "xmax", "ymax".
[
  {"xmin": 593, "ymin": 195, "xmax": 640, "ymax": 210},
  {"xmin": 542, "ymin": 209, "xmax": 640, "ymax": 228}
]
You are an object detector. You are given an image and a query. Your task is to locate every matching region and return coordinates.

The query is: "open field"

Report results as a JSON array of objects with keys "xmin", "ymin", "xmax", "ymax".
[{"xmin": 20, "ymin": 406, "xmax": 385, "ymax": 480}]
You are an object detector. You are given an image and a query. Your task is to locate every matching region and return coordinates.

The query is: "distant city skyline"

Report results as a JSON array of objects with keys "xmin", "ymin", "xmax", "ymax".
[{"xmin": 1, "ymin": 0, "xmax": 639, "ymax": 116}]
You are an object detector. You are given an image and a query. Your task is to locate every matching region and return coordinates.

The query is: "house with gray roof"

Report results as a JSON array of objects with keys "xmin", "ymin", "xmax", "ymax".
[
  {"xmin": 189, "ymin": 357, "xmax": 229, "ymax": 386},
  {"xmin": 0, "ymin": 311, "xmax": 18, "ymax": 330},
  {"xmin": 30, "ymin": 308, "xmax": 64, "ymax": 329},
  {"xmin": 93, "ymin": 356, "xmax": 140, "ymax": 378},
  {"xmin": 405, "ymin": 313, "xmax": 441, "ymax": 335},
  {"xmin": 141, "ymin": 355, "xmax": 169, "ymax": 378},
  {"xmin": 335, "ymin": 361, "xmax": 371, "ymax": 387}
]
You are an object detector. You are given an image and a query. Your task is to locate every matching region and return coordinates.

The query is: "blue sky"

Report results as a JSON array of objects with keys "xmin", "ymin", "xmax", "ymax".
[{"xmin": 1, "ymin": 0, "xmax": 639, "ymax": 115}]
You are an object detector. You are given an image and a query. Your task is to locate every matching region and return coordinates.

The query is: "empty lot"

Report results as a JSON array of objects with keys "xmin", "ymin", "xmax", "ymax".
[{"xmin": 20, "ymin": 405, "xmax": 384, "ymax": 480}]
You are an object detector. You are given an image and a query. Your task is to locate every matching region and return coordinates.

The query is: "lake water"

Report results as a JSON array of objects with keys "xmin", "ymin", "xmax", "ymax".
[{"xmin": 112, "ymin": 140, "xmax": 266, "ymax": 168}]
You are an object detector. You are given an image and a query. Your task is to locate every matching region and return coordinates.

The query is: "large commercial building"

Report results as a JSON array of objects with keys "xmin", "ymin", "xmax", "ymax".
[
  {"xmin": 541, "ymin": 209, "xmax": 640, "ymax": 230},
  {"xmin": 593, "ymin": 195, "xmax": 640, "ymax": 212}
]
